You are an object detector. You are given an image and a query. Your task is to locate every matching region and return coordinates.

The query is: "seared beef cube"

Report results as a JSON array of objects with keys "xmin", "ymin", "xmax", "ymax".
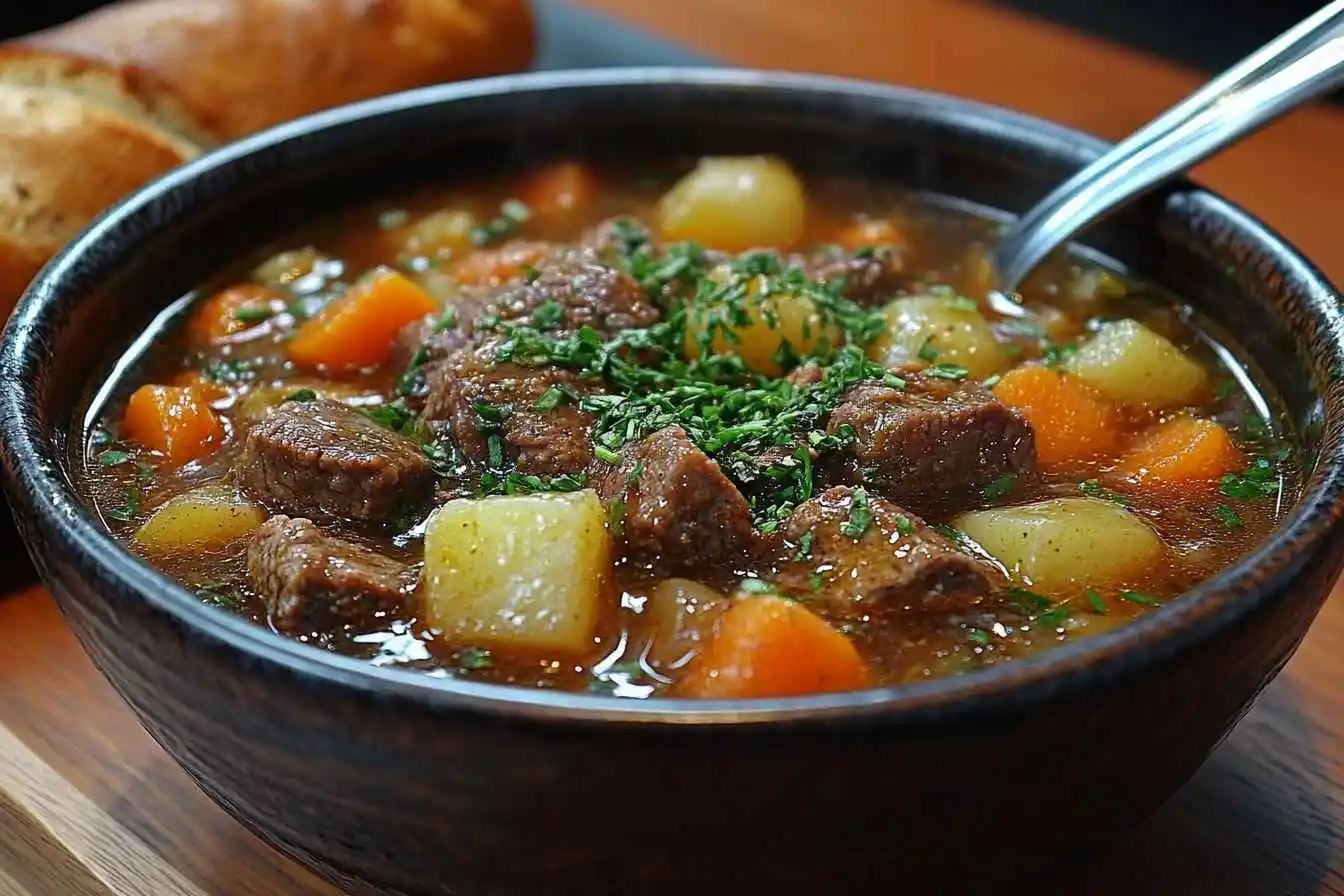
[
  {"xmin": 804, "ymin": 245, "xmax": 906, "ymax": 305},
  {"xmin": 777, "ymin": 486, "xmax": 1006, "ymax": 616},
  {"xmin": 593, "ymin": 426, "xmax": 757, "ymax": 572},
  {"xmin": 827, "ymin": 375, "xmax": 1036, "ymax": 502},
  {"xmin": 486, "ymin": 252, "xmax": 660, "ymax": 336},
  {"xmin": 248, "ymin": 515, "xmax": 416, "ymax": 633},
  {"xmin": 423, "ymin": 340, "xmax": 598, "ymax": 476},
  {"xmin": 236, "ymin": 398, "xmax": 435, "ymax": 522}
]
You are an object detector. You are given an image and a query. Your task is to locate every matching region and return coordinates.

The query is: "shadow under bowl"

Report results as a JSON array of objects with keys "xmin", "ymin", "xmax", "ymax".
[{"xmin": 2, "ymin": 68, "xmax": 1344, "ymax": 895}]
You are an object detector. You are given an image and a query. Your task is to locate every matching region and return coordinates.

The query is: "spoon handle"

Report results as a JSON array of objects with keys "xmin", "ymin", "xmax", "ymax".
[{"xmin": 992, "ymin": 1, "xmax": 1344, "ymax": 293}]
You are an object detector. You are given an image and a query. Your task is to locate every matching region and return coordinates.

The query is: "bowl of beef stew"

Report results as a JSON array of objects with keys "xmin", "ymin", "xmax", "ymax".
[{"xmin": 3, "ymin": 68, "xmax": 1343, "ymax": 895}]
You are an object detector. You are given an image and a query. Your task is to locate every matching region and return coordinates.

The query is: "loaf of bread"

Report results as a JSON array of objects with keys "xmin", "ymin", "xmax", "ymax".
[{"xmin": 0, "ymin": 0, "xmax": 535, "ymax": 312}]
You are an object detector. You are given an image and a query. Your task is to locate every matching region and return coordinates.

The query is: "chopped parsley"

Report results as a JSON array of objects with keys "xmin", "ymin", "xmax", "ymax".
[
  {"xmin": 917, "ymin": 338, "xmax": 941, "ymax": 363},
  {"xmin": 469, "ymin": 199, "xmax": 531, "ymax": 246},
  {"xmin": 232, "ymin": 304, "xmax": 275, "ymax": 324},
  {"xmin": 983, "ymin": 473, "xmax": 1017, "ymax": 502},
  {"xmin": 968, "ymin": 628, "xmax": 991, "ymax": 646},
  {"xmin": 1079, "ymin": 479, "xmax": 1130, "ymax": 505},
  {"xmin": 531, "ymin": 299, "xmax": 566, "ymax": 330},
  {"xmin": 196, "ymin": 581, "xmax": 240, "ymax": 609},
  {"xmin": 478, "ymin": 470, "xmax": 587, "ymax": 497},
  {"xmin": 433, "ymin": 305, "xmax": 459, "ymax": 333},
  {"xmin": 283, "ymin": 389, "xmax": 317, "ymax": 403},
  {"xmin": 924, "ymin": 362, "xmax": 969, "ymax": 381},
  {"xmin": 1085, "ymin": 588, "xmax": 1108, "ymax": 615},
  {"xmin": 1041, "ymin": 339, "xmax": 1078, "ymax": 368},
  {"xmin": 793, "ymin": 531, "xmax": 814, "ymax": 561},
  {"xmin": 1219, "ymin": 456, "xmax": 1279, "ymax": 501},
  {"xmin": 840, "ymin": 487, "xmax": 872, "ymax": 538},
  {"xmin": 104, "ymin": 484, "xmax": 141, "ymax": 522},
  {"xmin": 1216, "ymin": 503, "xmax": 1244, "ymax": 529},
  {"xmin": 1119, "ymin": 590, "xmax": 1160, "ymax": 606},
  {"xmin": 199, "ymin": 356, "xmax": 258, "ymax": 384},
  {"xmin": 96, "ymin": 449, "xmax": 131, "ymax": 466},
  {"xmin": 533, "ymin": 384, "xmax": 569, "ymax": 411},
  {"xmin": 457, "ymin": 647, "xmax": 494, "ymax": 670},
  {"xmin": 893, "ymin": 514, "xmax": 915, "ymax": 537},
  {"xmin": 1009, "ymin": 588, "xmax": 1053, "ymax": 616},
  {"xmin": 364, "ymin": 400, "xmax": 417, "ymax": 434}
]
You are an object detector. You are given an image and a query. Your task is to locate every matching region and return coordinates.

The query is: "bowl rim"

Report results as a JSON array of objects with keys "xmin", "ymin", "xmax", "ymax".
[{"xmin": 4, "ymin": 66, "xmax": 1343, "ymax": 728}]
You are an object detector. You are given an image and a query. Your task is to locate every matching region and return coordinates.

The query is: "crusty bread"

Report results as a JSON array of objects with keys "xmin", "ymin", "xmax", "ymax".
[
  {"xmin": 0, "ymin": 85, "xmax": 202, "ymax": 303},
  {"xmin": 0, "ymin": 47, "xmax": 217, "ymax": 147},
  {"xmin": 15, "ymin": 0, "xmax": 537, "ymax": 141},
  {"xmin": 0, "ymin": 0, "xmax": 536, "ymax": 315}
]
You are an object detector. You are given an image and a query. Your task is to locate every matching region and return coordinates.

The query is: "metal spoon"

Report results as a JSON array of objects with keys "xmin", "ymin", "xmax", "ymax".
[{"xmin": 991, "ymin": 0, "xmax": 1344, "ymax": 294}]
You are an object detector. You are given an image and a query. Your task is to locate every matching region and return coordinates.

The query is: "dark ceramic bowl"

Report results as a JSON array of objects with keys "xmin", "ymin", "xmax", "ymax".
[{"xmin": 3, "ymin": 68, "xmax": 1344, "ymax": 895}]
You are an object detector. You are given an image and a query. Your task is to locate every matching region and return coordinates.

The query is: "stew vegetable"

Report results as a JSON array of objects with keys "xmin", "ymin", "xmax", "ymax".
[{"xmin": 82, "ymin": 157, "xmax": 1295, "ymax": 699}]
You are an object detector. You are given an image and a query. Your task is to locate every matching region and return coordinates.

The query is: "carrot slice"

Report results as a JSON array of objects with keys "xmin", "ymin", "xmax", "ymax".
[
  {"xmin": 677, "ymin": 596, "xmax": 871, "ymax": 699},
  {"xmin": 993, "ymin": 365, "xmax": 1120, "ymax": 469},
  {"xmin": 122, "ymin": 384, "xmax": 225, "ymax": 465},
  {"xmin": 170, "ymin": 370, "xmax": 231, "ymax": 403},
  {"xmin": 834, "ymin": 217, "xmax": 908, "ymax": 251},
  {"xmin": 287, "ymin": 266, "xmax": 438, "ymax": 370},
  {"xmin": 516, "ymin": 161, "xmax": 599, "ymax": 215},
  {"xmin": 1116, "ymin": 415, "xmax": 1245, "ymax": 491},
  {"xmin": 187, "ymin": 283, "xmax": 284, "ymax": 346},
  {"xmin": 447, "ymin": 242, "xmax": 551, "ymax": 288}
]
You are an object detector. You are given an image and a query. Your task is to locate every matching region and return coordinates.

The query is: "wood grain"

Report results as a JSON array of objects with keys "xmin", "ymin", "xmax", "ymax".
[{"xmin": 2, "ymin": 0, "xmax": 1343, "ymax": 893}]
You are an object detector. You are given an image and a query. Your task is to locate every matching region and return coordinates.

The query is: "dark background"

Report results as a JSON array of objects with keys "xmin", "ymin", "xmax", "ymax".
[{"xmin": 0, "ymin": 0, "xmax": 1330, "ymax": 78}]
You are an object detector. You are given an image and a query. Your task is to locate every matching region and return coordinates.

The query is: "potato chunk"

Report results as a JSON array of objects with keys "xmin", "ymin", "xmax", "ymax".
[
  {"xmin": 1064, "ymin": 319, "xmax": 1208, "ymax": 408},
  {"xmin": 657, "ymin": 156, "xmax": 807, "ymax": 252},
  {"xmin": 870, "ymin": 293, "xmax": 1009, "ymax": 378},
  {"xmin": 422, "ymin": 491, "xmax": 610, "ymax": 653},
  {"xmin": 684, "ymin": 281, "xmax": 840, "ymax": 375},
  {"xmin": 134, "ymin": 485, "xmax": 267, "ymax": 553},
  {"xmin": 954, "ymin": 497, "xmax": 1163, "ymax": 595}
]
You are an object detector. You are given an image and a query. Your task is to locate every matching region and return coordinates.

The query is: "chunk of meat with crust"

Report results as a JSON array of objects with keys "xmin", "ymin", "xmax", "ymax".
[
  {"xmin": 593, "ymin": 426, "xmax": 758, "ymax": 572},
  {"xmin": 776, "ymin": 486, "xmax": 1007, "ymax": 616},
  {"xmin": 423, "ymin": 339, "xmax": 599, "ymax": 476},
  {"xmin": 802, "ymin": 245, "xmax": 908, "ymax": 305},
  {"xmin": 235, "ymin": 398, "xmax": 435, "ymax": 522},
  {"xmin": 247, "ymin": 515, "xmax": 418, "ymax": 633},
  {"xmin": 480, "ymin": 250, "xmax": 660, "ymax": 336},
  {"xmin": 827, "ymin": 374, "xmax": 1037, "ymax": 504}
]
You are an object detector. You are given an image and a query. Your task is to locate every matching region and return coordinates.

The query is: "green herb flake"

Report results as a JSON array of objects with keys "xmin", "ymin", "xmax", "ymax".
[
  {"xmin": 893, "ymin": 514, "xmax": 915, "ymax": 537},
  {"xmin": 469, "ymin": 198, "xmax": 531, "ymax": 246},
  {"xmin": 433, "ymin": 305, "xmax": 459, "ymax": 333},
  {"xmin": 948, "ymin": 296, "xmax": 979, "ymax": 312},
  {"xmin": 196, "ymin": 581, "xmax": 239, "ymax": 609},
  {"xmin": 739, "ymin": 578, "xmax": 776, "ymax": 595},
  {"xmin": 840, "ymin": 487, "xmax": 872, "ymax": 538},
  {"xmin": 96, "ymin": 449, "xmax": 131, "ymax": 466},
  {"xmin": 968, "ymin": 628, "xmax": 991, "ymax": 646},
  {"xmin": 1215, "ymin": 378, "xmax": 1238, "ymax": 401},
  {"xmin": 533, "ymin": 384, "xmax": 567, "ymax": 412},
  {"xmin": 793, "ymin": 531, "xmax": 815, "ymax": 561},
  {"xmin": 232, "ymin": 304, "xmax": 275, "ymax": 324},
  {"xmin": 1042, "ymin": 340, "xmax": 1078, "ymax": 368},
  {"xmin": 531, "ymin": 299, "xmax": 566, "ymax": 331},
  {"xmin": 917, "ymin": 338, "xmax": 941, "ymax": 363},
  {"xmin": 1079, "ymin": 478, "xmax": 1131, "ymax": 505},
  {"xmin": 983, "ymin": 473, "xmax": 1017, "ymax": 502},
  {"xmin": 808, "ymin": 572, "xmax": 825, "ymax": 592},
  {"xmin": 594, "ymin": 445, "xmax": 621, "ymax": 465},
  {"xmin": 1009, "ymin": 588, "xmax": 1053, "ymax": 615},
  {"xmin": 925, "ymin": 362, "xmax": 969, "ymax": 381},
  {"xmin": 1085, "ymin": 588, "xmax": 1108, "ymax": 615},
  {"xmin": 457, "ymin": 647, "xmax": 494, "ymax": 670},
  {"xmin": 1119, "ymin": 590, "xmax": 1160, "ymax": 607},
  {"xmin": 1216, "ymin": 503, "xmax": 1245, "ymax": 529},
  {"xmin": 284, "ymin": 389, "xmax": 318, "ymax": 403},
  {"xmin": 1219, "ymin": 456, "xmax": 1279, "ymax": 501},
  {"xmin": 104, "ymin": 485, "xmax": 141, "ymax": 522}
]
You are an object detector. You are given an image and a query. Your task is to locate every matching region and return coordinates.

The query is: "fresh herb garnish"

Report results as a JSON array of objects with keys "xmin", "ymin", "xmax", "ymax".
[
  {"xmin": 284, "ymin": 389, "xmax": 318, "ymax": 403},
  {"xmin": 1219, "ymin": 456, "xmax": 1279, "ymax": 501},
  {"xmin": 232, "ymin": 304, "xmax": 275, "ymax": 324},
  {"xmin": 531, "ymin": 299, "xmax": 566, "ymax": 330},
  {"xmin": 924, "ymin": 362, "xmax": 969, "ymax": 381},
  {"xmin": 793, "ymin": 531, "xmax": 814, "ymax": 561},
  {"xmin": 1119, "ymin": 590, "xmax": 1160, "ymax": 606},
  {"xmin": 364, "ymin": 399, "xmax": 417, "ymax": 434},
  {"xmin": 739, "ymin": 578, "xmax": 776, "ymax": 595},
  {"xmin": 917, "ymin": 338, "xmax": 941, "ymax": 363},
  {"xmin": 457, "ymin": 647, "xmax": 494, "ymax": 670},
  {"xmin": 1079, "ymin": 478, "xmax": 1130, "ymax": 505},
  {"xmin": 199, "ymin": 357, "xmax": 258, "ymax": 384},
  {"xmin": 1216, "ymin": 503, "xmax": 1244, "ymax": 529},
  {"xmin": 196, "ymin": 581, "xmax": 239, "ymax": 609},
  {"xmin": 469, "ymin": 198, "xmax": 531, "ymax": 246},
  {"xmin": 1215, "ymin": 378, "xmax": 1238, "ymax": 401},
  {"xmin": 96, "ymin": 449, "xmax": 131, "ymax": 466},
  {"xmin": 893, "ymin": 514, "xmax": 915, "ymax": 536},
  {"xmin": 533, "ymin": 384, "xmax": 568, "ymax": 411},
  {"xmin": 433, "ymin": 305, "xmax": 459, "ymax": 333},
  {"xmin": 1085, "ymin": 588, "xmax": 1108, "ymax": 615},
  {"xmin": 840, "ymin": 486, "xmax": 872, "ymax": 538},
  {"xmin": 104, "ymin": 485, "xmax": 141, "ymax": 522},
  {"xmin": 983, "ymin": 473, "xmax": 1017, "ymax": 502},
  {"xmin": 1042, "ymin": 339, "xmax": 1078, "ymax": 368},
  {"xmin": 1009, "ymin": 588, "xmax": 1054, "ymax": 616},
  {"xmin": 968, "ymin": 628, "xmax": 991, "ymax": 646}
]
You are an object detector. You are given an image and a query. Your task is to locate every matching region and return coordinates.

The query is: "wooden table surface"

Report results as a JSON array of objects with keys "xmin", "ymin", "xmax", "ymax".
[{"xmin": 3, "ymin": 1, "xmax": 1344, "ymax": 894}]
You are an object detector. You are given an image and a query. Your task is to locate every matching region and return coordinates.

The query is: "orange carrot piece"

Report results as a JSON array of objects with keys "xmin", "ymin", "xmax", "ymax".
[
  {"xmin": 1117, "ymin": 416, "xmax": 1245, "ymax": 490},
  {"xmin": 170, "ymin": 370, "xmax": 231, "ymax": 403},
  {"xmin": 187, "ymin": 283, "xmax": 284, "ymax": 346},
  {"xmin": 834, "ymin": 217, "xmax": 909, "ymax": 251},
  {"xmin": 287, "ymin": 266, "xmax": 438, "ymax": 370},
  {"xmin": 516, "ymin": 161, "xmax": 599, "ymax": 215},
  {"xmin": 122, "ymin": 384, "xmax": 225, "ymax": 465},
  {"xmin": 677, "ymin": 596, "xmax": 871, "ymax": 699},
  {"xmin": 993, "ymin": 365, "xmax": 1120, "ymax": 469},
  {"xmin": 447, "ymin": 242, "xmax": 551, "ymax": 288}
]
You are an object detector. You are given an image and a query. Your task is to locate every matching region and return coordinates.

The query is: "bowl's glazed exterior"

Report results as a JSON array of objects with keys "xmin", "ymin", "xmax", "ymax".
[{"xmin": 3, "ymin": 69, "xmax": 1344, "ymax": 895}]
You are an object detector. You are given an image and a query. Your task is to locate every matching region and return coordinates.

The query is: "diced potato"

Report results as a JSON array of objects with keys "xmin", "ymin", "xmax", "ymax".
[
  {"xmin": 869, "ymin": 293, "xmax": 1009, "ymax": 378},
  {"xmin": 422, "ymin": 491, "xmax": 610, "ymax": 653},
  {"xmin": 397, "ymin": 209, "xmax": 476, "ymax": 257},
  {"xmin": 252, "ymin": 247, "xmax": 339, "ymax": 290},
  {"xmin": 684, "ymin": 276, "xmax": 841, "ymax": 375},
  {"xmin": 134, "ymin": 485, "xmax": 267, "ymax": 553},
  {"xmin": 644, "ymin": 578, "xmax": 729, "ymax": 670},
  {"xmin": 954, "ymin": 497, "xmax": 1163, "ymax": 596},
  {"xmin": 1064, "ymin": 319, "xmax": 1208, "ymax": 408},
  {"xmin": 657, "ymin": 156, "xmax": 807, "ymax": 252}
]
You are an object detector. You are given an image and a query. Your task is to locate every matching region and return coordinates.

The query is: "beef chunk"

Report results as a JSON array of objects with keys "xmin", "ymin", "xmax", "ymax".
[
  {"xmin": 776, "ymin": 486, "xmax": 1006, "ymax": 616},
  {"xmin": 423, "ymin": 339, "xmax": 598, "ymax": 476},
  {"xmin": 482, "ymin": 251, "xmax": 660, "ymax": 336},
  {"xmin": 248, "ymin": 515, "xmax": 416, "ymax": 633},
  {"xmin": 593, "ymin": 426, "xmax": 757, "ymax": 572},
  {"xmin": 827, "ymin": 374, "xmax": 1036, "ymax": 503},
  {"xmin": 236, "ymin": 398, "xmax": 435, "ymax": 522},
  {"xmin": 804, "ymin": 245, "xmax": 906, "ymax": 305}
]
